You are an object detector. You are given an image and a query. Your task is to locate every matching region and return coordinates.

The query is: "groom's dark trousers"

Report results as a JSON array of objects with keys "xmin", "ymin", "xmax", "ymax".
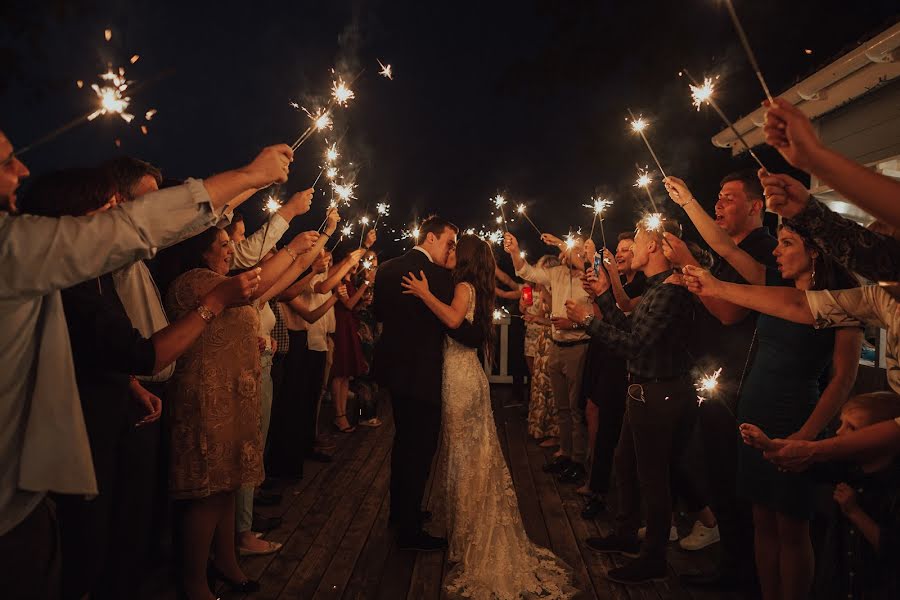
[{"xmin": 374, "ymin": 248, "xmax": 483, "ymax": 537}]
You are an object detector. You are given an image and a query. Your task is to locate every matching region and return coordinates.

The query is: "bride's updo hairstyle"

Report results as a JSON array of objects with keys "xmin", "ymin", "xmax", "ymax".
[{"xmin": 453, "ymin": 234, "xmax": 497, "ymax": 363}]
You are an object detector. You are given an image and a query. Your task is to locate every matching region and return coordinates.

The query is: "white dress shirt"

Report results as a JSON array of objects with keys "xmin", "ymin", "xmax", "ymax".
[
  {"xmin": 515, "ymin": 262, "xmax": 590, "ymax": 343},
  {"xmin": 230, "ymin": 213, "xmax": 289, "ymax": 269},
  {"xmin": 0, "ymin": 178, "xmax": 226, "ymax": 534}
]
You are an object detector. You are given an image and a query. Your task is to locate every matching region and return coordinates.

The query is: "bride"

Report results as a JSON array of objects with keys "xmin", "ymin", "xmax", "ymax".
[{"xmin": 402, "ymin": 234, "xmax": 576, "ymax": 599}]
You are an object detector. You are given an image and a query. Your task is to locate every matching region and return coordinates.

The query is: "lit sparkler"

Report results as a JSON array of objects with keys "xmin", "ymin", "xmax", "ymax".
[
  {"xmin": 493, "ymin": 194, "xmax": 510, "ymax": 233},
  {"xmin": 88, "ymin": 67, "xmax": 134, "ymax": 123},
  {"xmin": 362, "ymin": 258, "xmax": 374, "ymax": 270},
  {"xmin": 373, "ymin": 202, "xmax": 391, "ymax": 229},
  {"xmin": 683, "ymin": 68, "xmax": 766, "ymax": 170},
  {"xmin": 358, "ymin": 215, "xmax": 372, "ymax": 248},
  {"xmin": 290, "ymin": 106, "xmax": 333, "ymax": 151},
  {"xmin": 627, "ymin": 108, "xmax": 667, "ymax": 178},
  {"xmin": 256, "ymin": 194, "xmax": 283, "ymax": 263},
  {"xmin": 331, "ymin": 77, "xmax": 355, "ymax": 106},
  {"xmin": 325, "ymin": 143, "xmax": 339, "ymax": 163},
  {"xmin": 377, "ymin": 59, "xmax": 393, "ymax": 80},
  {"xmin": 695, "ymin": 367, "xmax": 723, "ymax": 405},
  {"xmin": 722, "ymin": 0, "xmax": 774, "ymax": 103},
  {"xmin": 585, "ymin": 197, "xmax": 613, "ymax": 248},
  {"xmin": 326, "ymin": 167, "xmax": 338, "ymax": 179},
  {"xmin": 331, "ymin": 181, "xmax": 356, "ymax": 205},
  {"xmin": 516, "ymin": 203, "xmax": 543, "ymax": 236},
  {"xmin": 641, "ymin": 212, "xmax": 664, "ymax": 233},
  {"xmin": 635, "ymin": 167, "xmax": 660, "ymax": 212}
]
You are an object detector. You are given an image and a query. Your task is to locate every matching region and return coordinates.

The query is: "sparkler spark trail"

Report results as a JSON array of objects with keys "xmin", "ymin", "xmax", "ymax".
[
  {"xmin": 626, "ymin": 108, "xmax": 667, "ymax": 178},
  {"xmin": 683, "ymin": 69, "xmax": 767, "ymax": 170},
  {"xmin": 377, "ymin": 59, "xmax": 393, "ymax": 80},
  {"xmin": 256, "ymin": 195, "xmax": 283, "ymax": 263},
  {"xmin": 373, "ymin": 202, "xmax": 391, "ymax": 230},
  {"xmin": 331, "ymin": 78, "xmax": 355, "ymax": 106},
  {"xmin": 326, "ymin": 167, "xmax": 338, "ymax": 180},
  {"xmin": 516, "ymin": 203, "xmax": 543, "ymax": 236},
  {"xmin": 331, "ymin": 182, "xmax": 356, "ymax": 205},
  {"xmin": 325, "ymin": 143, "xmax": 339, "ymax": 163},
  {"xmin": 695, "ymin": 367, "xmax": 724, "ymax": 406},
  {"xmin": 723, "ymin": 0, "xmax": 774, "ymax": 103},
  {"xmin": 641, "ymin": 212, "xmax": 664, "ymax": 233}
]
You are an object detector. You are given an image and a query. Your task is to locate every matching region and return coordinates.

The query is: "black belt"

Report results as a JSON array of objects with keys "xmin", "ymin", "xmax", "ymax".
[
  {"xmin": 552, "ymin": 338, "xmax": 590, "ymax": 348},
  {"xmin": 627, "ymin": 373, "xmax": 689, "ymax": 385}
]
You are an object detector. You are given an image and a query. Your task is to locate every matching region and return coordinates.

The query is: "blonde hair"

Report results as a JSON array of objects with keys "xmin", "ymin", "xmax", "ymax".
[{"xmin": 842, "ymin": 391, "xmax": 900, "ymax": 427}]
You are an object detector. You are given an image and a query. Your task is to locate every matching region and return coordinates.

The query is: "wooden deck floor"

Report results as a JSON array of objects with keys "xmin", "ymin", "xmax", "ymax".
[{"xmin": 150, "ymin": 385, "xmax": 752, "ymax": 600}]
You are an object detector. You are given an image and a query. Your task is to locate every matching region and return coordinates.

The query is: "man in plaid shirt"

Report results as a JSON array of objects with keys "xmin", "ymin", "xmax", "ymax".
[{"xmin": 566, "ymin": 218, "xmax": 696, "ymax": 585}]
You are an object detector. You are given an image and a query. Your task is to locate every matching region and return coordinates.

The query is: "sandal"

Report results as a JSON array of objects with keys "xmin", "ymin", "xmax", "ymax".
[
  {"xmin": 359, "ymin": 417, "xmax": 383, "ymax": 428},
  {"xmin": 238, "ymin": 539, "xmax": 282, "ymax": 557},
  {"xmin": 333, "ymin": 414, "xmax": 356, "ymax": 433}
]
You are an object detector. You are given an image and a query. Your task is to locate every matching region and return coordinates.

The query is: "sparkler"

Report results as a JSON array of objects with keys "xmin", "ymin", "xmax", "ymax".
[
  {"xmin": 722, "ymin": 0, "xmax": 774, "ymax": 103},
  {"xmin": 373, "ymin": 202, "xmax": 391, "ymax": 230},
  {"xmin": 634, "ymin": 167, "xmax": 660, "ymax": 212},
  {"xmin": 290, "ymin": 106, "xmax": 333, "ymax": 151},
  {"xmin": 256, "ymin": 194, "xmax": 283, "ymax": 264},
  {"xmin": 584, "ymin": 197, "xmax": 613, "ymax": 248},
  {"xmin": 331, "ymin": 78, "xmax": 355, "ymax": 106},
  {"xmin": 377, "ymin": 59, "xmax": 393, "ymax": 80},
  {"xmin": 627, "ymin": 108, "xmax": 667, "ymax": 179},
  {"xmin": 493, "ymin": 195, "xmax": 510, "ymax": 234},
  {"xmin": 325, "ymin": 143, "xmax": 339, "ymax": 163},
  {"xmin": 362, "ymin": 258, "xmax": 374, "ymax": 270},
  {"xmin": 331, "ymin": 181, "xmax": 356, "ymax": 205},
  {"xmin": 516, "ymin": 203, "xmax": 543, "ymax": 237},
  {"xmin": 358, "ymin": 215, "xmax": 371, "ymax": 248},
  {"xmin": 683, "ymin": 69, "xmax": 767, "ymax": 170},
  {"xmin": 695, "ymin": 367, "xmax": 724, "ymax": 406}
]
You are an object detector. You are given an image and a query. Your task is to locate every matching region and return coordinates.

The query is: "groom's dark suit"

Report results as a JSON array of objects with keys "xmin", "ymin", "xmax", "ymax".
[{"xmin": 374, "ymin": 248, "xmax": 482, "ymax": 536}]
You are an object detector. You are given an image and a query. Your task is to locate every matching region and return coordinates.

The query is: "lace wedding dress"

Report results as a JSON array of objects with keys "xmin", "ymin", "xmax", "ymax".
[{"xmin": 437, "ymin": 283, "xmax": 577, "ymax": 599}]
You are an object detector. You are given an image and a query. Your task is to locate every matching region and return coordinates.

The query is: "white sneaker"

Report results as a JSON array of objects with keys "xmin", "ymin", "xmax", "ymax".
[
  {"xmin": 678, "ymin": 520, "xmax": 720, "ymax": 551},
  {"xmin": 637, "ymin": 525, "xmax": 678, "ymax": 542}
]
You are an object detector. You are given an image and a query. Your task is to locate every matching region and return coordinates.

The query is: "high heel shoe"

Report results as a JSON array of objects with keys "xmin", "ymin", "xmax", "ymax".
[
  {"xmin": 207, "ymin": 564, "xmax": 261, "ymax": 593},
  {"xmin": 332, "ymin": 413, "xmax": 355, "ymax": 433}
]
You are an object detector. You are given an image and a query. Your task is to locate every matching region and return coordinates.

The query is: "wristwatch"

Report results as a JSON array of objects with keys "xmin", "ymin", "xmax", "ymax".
[
  {"xmin": 196, "ymin": 304, "xmax": 216, "ymax": 323},
  {"xmin": 582, "ymin": 314, "xmax": 594, "ymax": 328}
]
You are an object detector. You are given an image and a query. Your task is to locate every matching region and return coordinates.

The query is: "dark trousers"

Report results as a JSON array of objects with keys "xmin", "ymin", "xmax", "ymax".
[
  {"xmin": 300, "ymin": 350, "xmax": 326, "ymax": 455},
  {"xmin": 614, "ymin": 378, "xmax": 697, "ymax": 562},
  {"xmin": 389, "ymin": 391, "xmax": 441, "ymax": 536},
  {"xmin": 696, "ymin": 398, "xmax": 755, "ymax": 570},
  {"xmin": 670, "ymin": 421, "xmax": 710, "ymax": 514},
  {"xmin": 267, "ymin": 331, "xmax": 310, "ymax": 479},
  {"xmin": 55, "ymin": 398, "xmax": 157, "ymax": 600},
  {"xmin": 267, "ymin": 352, "xmax": 288, "ymax": 462},
  {"xmin": 0, "ymin": 498, "xmax": 60, "ymax": 600},
  {"xmin": 587, "ymin": 376, "xmax": 627, "ymax": 494}
]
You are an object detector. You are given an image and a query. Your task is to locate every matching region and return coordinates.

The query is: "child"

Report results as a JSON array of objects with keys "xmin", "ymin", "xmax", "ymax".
[{"xmin": 741, "ymin": 392, "xmax": 900, "ymax": 599}]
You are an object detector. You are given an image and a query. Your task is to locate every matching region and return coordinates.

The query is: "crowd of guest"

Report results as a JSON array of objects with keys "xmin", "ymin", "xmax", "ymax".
[
  {"xmin": 0, "ymin": 128, "xmax": 389, "ymax": 599},
  {"xmin": 2, "ymin": 90, "xmax": 900, "ymax": 600},
  {"xmin": 497, "ymin": 97, "xmax": 900, "ymax": 596}
]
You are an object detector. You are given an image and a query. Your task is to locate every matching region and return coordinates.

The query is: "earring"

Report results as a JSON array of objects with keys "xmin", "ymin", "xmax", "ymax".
[{"xmin": 810, "ymin": 256, "xmax": 817, "ymax": 288}]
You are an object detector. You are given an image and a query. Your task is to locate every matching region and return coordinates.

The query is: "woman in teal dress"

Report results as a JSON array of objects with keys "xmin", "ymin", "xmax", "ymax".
[{"xmin": 664, "ymin": 173, "xmax": 862, "ymax": 600}]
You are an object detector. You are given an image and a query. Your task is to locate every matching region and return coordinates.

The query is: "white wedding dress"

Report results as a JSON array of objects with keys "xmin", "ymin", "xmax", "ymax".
[{"xmin": 436, "ymin": 283, "xmax": 577, "ymax": 599}]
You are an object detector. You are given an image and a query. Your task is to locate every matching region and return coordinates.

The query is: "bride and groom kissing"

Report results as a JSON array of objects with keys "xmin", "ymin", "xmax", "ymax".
[{"xmin": 373, "ymin": 216, "xmax": 575, "ymax": 598}]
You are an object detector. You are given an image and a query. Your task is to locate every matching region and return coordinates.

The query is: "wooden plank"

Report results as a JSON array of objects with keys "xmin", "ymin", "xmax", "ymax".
[
  {"xmin": 372, "ymin": 539, "xmax": 417, "ymax": 600},
  {"xmin": 340, "ymin": 494, "xmax": 392, "ymax": 600},
  {"xmin": 247, "ymin": 425, "xmax": 377, "ymax": 600},
  {"xmin": 279, "ymin": 423, "xmax": 394, "ymax": 599}
]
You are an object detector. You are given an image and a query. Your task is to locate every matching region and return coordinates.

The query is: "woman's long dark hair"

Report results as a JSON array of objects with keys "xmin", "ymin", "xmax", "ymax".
[
  {"xmin": 154, "ymin": 227, "xmax": 221, "ymax": 301},
  {"xmin": 452, "ymin": 235, "xmax": 497, "ymax": 362},
  {"xmin": 780, "ymin": 224, "xmax": 860, "ymax": 291}
]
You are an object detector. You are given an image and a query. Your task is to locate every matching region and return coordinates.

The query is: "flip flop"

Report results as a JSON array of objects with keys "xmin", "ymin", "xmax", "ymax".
[{"xmin": 238, "ymin": 540, "xmax": 282, "ymax": 556}]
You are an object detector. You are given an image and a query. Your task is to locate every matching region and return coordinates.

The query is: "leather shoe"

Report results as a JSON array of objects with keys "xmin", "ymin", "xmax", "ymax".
[
  {"xmin": 557, "ymin": 462, "xmax": 586, "ymax": 484},
  {"xmin": 397, "ymin": 531, "xmax": 448, "ymax": 552},
  {"xmin": 252, "ymin": 514, "xmax": 282, "ymax": 532},
  {"xmin": 542, "ymin": 456, "xmax": 572, "ymax": 474},
  {"xmin": 581, "ymin": 496, "xmax": 606, "ymax": 519}
]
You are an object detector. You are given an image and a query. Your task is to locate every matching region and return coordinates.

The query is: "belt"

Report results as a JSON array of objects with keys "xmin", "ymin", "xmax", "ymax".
[
  {"xmin": 627, "ymin": 373, "xmax": 689, "ymax": 385},
  {"xmin": 552, "ymin": 338, "xmax": 590, "ymax": 348}
]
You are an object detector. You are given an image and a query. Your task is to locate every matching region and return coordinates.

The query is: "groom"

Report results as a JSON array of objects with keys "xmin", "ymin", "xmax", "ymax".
[{"xmin": 374, "ymin": 216, "xmax": 483, "ymax": 551}]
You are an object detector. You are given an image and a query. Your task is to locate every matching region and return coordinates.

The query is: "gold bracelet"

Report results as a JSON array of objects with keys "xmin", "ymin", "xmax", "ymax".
[
  {"xmin": 196, "ymin": 304, "xmax": 216, "ymax": 323},
  {"xmin": 284, "ymin": 246, "xmax": 298, "ymax": 261}
]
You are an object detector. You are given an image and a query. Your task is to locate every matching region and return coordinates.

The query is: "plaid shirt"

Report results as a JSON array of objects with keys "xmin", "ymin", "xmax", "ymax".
[
  {"xmin": 587, "ymin": 269, "xmax": 694, "ymax": 380},
  {"xmin": 269, "ymin": 298, "xmax": 290, "ymax": 355}
]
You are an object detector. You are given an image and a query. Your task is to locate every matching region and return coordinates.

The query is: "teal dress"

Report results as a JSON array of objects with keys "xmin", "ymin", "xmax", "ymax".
[{"xmin": 737, "ymin": 271, "xmax": 835, "ymax": 520}]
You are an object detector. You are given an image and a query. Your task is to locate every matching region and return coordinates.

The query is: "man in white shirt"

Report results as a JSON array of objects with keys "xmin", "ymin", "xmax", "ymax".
[{"xmin": 0, "ymin": 129, "xmax": 293, "ymax": 597}]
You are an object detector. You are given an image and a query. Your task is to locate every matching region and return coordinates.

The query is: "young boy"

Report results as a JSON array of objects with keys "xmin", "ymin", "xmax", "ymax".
[{"xmin": 742, "ymin": 392, "xmax": 900, "ymax": 599}]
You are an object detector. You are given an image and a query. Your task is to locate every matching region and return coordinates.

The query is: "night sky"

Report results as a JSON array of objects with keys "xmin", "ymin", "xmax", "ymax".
[{"xmin": 2, "ymin": 1, "xmax": 897, "ymax": 261}]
